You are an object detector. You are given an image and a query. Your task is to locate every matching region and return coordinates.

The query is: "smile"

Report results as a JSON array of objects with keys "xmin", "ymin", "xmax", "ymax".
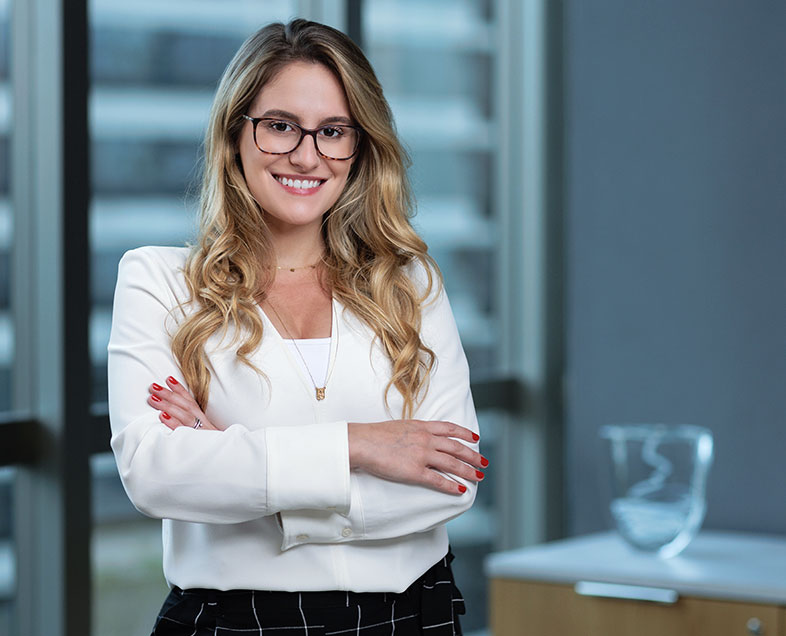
[{"xmin": 274, "ymin": 175, "xmax": 326, "ymax": 190}]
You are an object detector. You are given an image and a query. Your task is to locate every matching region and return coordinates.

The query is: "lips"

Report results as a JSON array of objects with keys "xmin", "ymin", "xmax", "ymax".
[{"xmin": 273, "ymin": 174, "xmax": 326, "ymax": 191}]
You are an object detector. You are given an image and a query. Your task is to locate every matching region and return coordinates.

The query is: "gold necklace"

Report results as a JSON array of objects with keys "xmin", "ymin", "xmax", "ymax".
[
  {"xmin": 276, "ymin": 263, "xmax": 318, "ymax": 273},
  {"xmin": 273, "ymin": 256, "xmax": 323, "ymax": 273},
  {"xmin": 265, "ymin": 299, "xmax": 335, "ymax": 401}
]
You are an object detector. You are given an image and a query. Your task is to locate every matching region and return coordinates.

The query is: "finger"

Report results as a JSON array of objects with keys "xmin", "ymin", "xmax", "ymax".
[
  {"xmin": 166, "ymin": 375, "xmax": 191, "ymax": 399},
  {"xmin": 159, "ymin": 411, "xmax": 179, "ymax": 430},
  {"xmin": 147, "ymin": 387, "xmax": 187, "ymax": 415},
  {"xmin": 148, "ymin": 382, "xmax": 170, "ymax": 396},
  {"xmin": 421, "ymin": 469, "xmax": 469, "ymax": 496},
  {"xmin": 433, "ymin": 437, "xmax": 486, "ymax": 469},
  {"xmin": 164, "ymin": 376, "xmax": 205, "ymax": 412},
  {"xmin": 157, "ymin": 389, "xmax": 199, "ymax": 414},
  {"xmin": 149, "ymin": 379, "xmax": 198, "ymax": 413},
  {"xmin": 160, "ymin": 401, "xmax": 201, "ymax": 429},
  {"xmin": 426, "ymin": 420, "xmax": 479, "ymax": 444},
  {"xmin": 148, "ymin": 381, "xmax": 175, "ymax": 405},
  {"xmin": 163, "ymin": 401, "xmax": 218, "ymax": 431},
  {"xmin": 147, "ymin": 394, "xmax": 167, "ymax": 412},
  {"xmin": 429, "ymin": 452, "xmax": 485, "ymax": 482}
]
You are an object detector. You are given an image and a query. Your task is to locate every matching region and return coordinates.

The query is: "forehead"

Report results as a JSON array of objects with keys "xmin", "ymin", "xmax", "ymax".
[{"xmin": 250, "ymin": 61, "xmax": 351, "ymax": 122}]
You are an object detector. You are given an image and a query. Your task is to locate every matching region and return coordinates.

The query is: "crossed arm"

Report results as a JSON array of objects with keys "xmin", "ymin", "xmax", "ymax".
[{"xmin": 147, "ymin": 375, "xmax": 487, "ymax": 497}]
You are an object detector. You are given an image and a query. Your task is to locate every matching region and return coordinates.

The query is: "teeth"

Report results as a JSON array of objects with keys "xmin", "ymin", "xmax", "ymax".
[{"xmin": 276, "ymin": 176, "xmax": 323, "ymax": 189}]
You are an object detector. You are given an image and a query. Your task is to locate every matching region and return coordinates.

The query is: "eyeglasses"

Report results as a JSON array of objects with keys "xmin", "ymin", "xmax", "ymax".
[{"xmin": 242, "ymin": 115, "xmax": 362, "ymax": 161}]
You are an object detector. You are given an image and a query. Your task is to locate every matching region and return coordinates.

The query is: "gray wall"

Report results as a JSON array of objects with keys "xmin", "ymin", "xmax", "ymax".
[{"xmin": 564, "ymin": 1, "xmax": 786, "ymax": 536}]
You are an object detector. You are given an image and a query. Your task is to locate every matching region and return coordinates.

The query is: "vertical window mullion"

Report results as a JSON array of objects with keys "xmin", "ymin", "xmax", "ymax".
[
  {"xmin": 11, "ymin": 0, "xmax": 92, "ymax": 635},
  {"xmin": 495, "ymin": 0, "xmax": 565, "ymax": 549}
]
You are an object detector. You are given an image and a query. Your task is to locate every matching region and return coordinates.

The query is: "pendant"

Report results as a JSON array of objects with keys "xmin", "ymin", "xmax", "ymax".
[{"xmin": 316, "ymin": 387, "xmax": 326, "ymax": 401}]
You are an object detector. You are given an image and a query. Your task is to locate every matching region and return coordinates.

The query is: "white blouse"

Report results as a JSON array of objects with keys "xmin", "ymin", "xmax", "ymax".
[{"xmin": 108, "ymin": 246, "xmax": 479, "ymax": 593}]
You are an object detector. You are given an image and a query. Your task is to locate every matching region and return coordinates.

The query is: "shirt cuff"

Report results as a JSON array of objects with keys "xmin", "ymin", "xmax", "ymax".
[
  {"xmin": 278, "ymin": 508, "xmax": 360, "ymax": 550},
  {"xmin": 265, "ymin": 420, "xmax": 350, "ymax": 515},
  {"xmin": 278, "ymin": 472, "xmax": 365, "ymax": 550}
]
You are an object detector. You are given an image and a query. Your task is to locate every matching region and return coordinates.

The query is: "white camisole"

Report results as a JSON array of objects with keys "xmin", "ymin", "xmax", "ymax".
[{"xmin": 285, "ymin": 337, "xmax": 330, "ymax": 387}]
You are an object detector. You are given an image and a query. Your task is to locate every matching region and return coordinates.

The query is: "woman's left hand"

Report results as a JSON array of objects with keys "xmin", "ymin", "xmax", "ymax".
[{"xmin": 147, "ymin": 376, "xmax": 218, "ymax": 431}]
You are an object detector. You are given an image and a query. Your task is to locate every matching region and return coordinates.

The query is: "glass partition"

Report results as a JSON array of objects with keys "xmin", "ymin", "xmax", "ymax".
[{"xmin": 363, "ymin": 1, "xmax": 500, "ymax": 631}]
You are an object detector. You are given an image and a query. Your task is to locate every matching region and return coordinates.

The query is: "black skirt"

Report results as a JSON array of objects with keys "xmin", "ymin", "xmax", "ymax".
[{"xmin": 151, "ymin": 550, "xmax": 465, "ymax": 636}]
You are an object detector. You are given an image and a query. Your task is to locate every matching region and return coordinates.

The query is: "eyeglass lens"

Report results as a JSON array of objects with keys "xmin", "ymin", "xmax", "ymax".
[{"xmin": 255, "ymin": 119, "xmax": 359, "ymax": 160}]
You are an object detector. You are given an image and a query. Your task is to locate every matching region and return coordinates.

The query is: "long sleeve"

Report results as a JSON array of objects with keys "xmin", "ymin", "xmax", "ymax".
[
  {"xmin": 108, "ymin": 247, "xmax": 351, "ymax": 524},
  {"xmin": 278, "ymin": 271, "xmax": 479, "ymax": 549}
]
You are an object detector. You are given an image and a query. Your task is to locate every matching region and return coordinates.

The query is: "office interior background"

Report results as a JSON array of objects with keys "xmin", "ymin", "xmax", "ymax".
[{"xmin": 0, "ymin": 0, "xmax": 783, "ymax": 634}]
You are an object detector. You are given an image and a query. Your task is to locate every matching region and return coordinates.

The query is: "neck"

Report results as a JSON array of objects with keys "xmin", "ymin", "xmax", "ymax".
[{"xmin": 267, "ymin": 220, "xmax": 325, "ymax": 269}]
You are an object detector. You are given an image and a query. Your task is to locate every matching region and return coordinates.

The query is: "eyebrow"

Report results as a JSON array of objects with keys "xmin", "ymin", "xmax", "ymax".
[{"xmin": 259, "ymin": 109, "xmax": 354, "ymax": 126}]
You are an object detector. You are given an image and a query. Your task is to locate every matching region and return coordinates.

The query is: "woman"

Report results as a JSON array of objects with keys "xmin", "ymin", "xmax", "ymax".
[{"xmin": 109, "ymin": 19, "xmax": 486, "ymax": 636}]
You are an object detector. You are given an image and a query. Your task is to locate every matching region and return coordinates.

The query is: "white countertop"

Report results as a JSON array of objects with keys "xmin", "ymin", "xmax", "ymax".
[{"xmin": 485, "ymin": 531, "xmax": 786, "ymax": 604}]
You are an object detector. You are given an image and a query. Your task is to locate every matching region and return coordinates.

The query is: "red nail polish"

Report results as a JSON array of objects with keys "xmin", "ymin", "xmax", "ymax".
[
  {"xmin": 458, "ymin": 485, "xmax": 467, "ymax": 493},
  {"xmin": 151, "ymin": 395, "xmax": 161, "ymax": 402},
  {"xmin": 481, "ymin": 456, "xmax": 489, "ymax": 467},
  {"xmin": 162, "ymin": 412, "xmax": 171, "ymax": 420},
  {"xmin": 152, "ymin": 383, "xmax": 163, "ymax": 391},
  {"xmin": 472, "ymin": 432, "xmax": 480, "ymax": 442},
  {"xmin": 476, "ymin": 470, "xmax": 485, "ymax": 479},
  {"xmin": 167, "ymin": 376, "xmax": 178, "ymax": 385}
]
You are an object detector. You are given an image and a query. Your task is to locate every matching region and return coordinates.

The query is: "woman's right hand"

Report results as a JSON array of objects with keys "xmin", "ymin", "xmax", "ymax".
[
  {"xmin": 147, "ymin": 376, "xmax": 219, "ymax": 431},
  {"xmin": 348, "ymin": 420, "xmax": 487, "ymax": 495}
]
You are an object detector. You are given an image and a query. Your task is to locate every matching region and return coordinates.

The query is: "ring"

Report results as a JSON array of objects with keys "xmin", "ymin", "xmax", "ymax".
[{"xmin": 193, "ymin": 417, "xmax": 202, "ymax": 429}]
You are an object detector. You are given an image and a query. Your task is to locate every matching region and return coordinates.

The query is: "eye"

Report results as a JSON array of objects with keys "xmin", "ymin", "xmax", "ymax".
[
  {"xmin": 319, "ymin": 126, "xmax": 346, "ymax": 139},
  {"xmin": 265, "ymin": 120, "xmax": 295, "ymax": 134}
]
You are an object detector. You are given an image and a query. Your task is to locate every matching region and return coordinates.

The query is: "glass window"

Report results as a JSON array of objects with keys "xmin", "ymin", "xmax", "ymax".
[
  {"xmin": 0, "ymin": 0, "xmax": 12, "ymax": 412},
  {"xmin": 89, "ymin": 3, "xmax": 297, "ymax": 634},
  {"xmin": 91, "ymin": 454, "xmax": 166, "ymax": 636},
  {"xmin": 364, "ymin": 0, "xmax": 497, "ymax": 373},
  {"xmin": 363, "ymin": 1, "xmax": 499, "ymax": 631}
]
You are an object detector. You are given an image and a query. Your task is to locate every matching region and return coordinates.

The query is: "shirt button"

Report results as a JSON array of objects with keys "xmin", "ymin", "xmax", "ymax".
[
  {"xmin": 341, "ymin": 527, "xmax": 352, "ymax": 538},
  {"xmin": 296, "ymin": 534, "xmax": 309, "ymax": 541}
]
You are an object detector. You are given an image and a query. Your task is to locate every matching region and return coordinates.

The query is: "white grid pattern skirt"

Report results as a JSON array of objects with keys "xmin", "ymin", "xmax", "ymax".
[{"xmin": 151, "ymin": 550, "xmax": 465, "ymax": 636}]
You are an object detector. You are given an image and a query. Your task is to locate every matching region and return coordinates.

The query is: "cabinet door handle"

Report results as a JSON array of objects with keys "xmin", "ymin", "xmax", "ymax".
[{"xmin": 574, "ymin": 581, "xmax": 679, "ymax": 604}]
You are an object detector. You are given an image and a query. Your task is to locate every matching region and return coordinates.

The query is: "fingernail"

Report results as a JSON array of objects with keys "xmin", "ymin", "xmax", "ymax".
[
  {"xmin": 476, "ymin": 470, "xmax": 485, "ymax": 479},
  {"xmin": 151, "ymin": 383, "xmax": 163, "ymax": 391},
  {"xmin": 162, "ymin": 412, "xmax": 171, "ymax": 420},
  {"xmin": 481, "ymin": 456, "xmax": 489, "ymax": 467},
  {"xmin": 167, "ymin": 376, "xmax": 178, "ymax": 385},
  {"xmin": 151, "ymin": 395, "xmax": 161, "ymax": 402},
  {"xmin": 458, "ymin": 484, "xmax": 467, "ymax": 493},
  {"xmin": 472, "ymin": 432, "xmax": 480, "ymax": 441}
]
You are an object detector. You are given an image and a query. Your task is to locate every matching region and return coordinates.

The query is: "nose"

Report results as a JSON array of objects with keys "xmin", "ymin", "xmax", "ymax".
[{"xmin": 288, "ymin": 132, "xmax": 321, "ymax": 171}]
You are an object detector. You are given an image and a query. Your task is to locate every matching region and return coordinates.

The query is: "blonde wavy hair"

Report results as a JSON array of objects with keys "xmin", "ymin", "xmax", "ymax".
[{"xmin": 172, "ymin": 19, "xmax": 441, "ymax": 418}]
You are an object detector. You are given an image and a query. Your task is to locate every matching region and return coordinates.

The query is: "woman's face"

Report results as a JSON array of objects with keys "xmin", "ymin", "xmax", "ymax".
[{"xmin": 238, "ymin": 61, "xmax": 356, "ymax": 236}]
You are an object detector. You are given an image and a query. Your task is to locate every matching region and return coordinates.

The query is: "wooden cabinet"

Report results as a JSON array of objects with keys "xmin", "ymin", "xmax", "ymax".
[
  {"xmin": 491, "ymin": 579, "xmax": 785, "ymax": 636},
  {"xmin": 486, "ymin": 532, "xmax": 786, "ymax": 636}
]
